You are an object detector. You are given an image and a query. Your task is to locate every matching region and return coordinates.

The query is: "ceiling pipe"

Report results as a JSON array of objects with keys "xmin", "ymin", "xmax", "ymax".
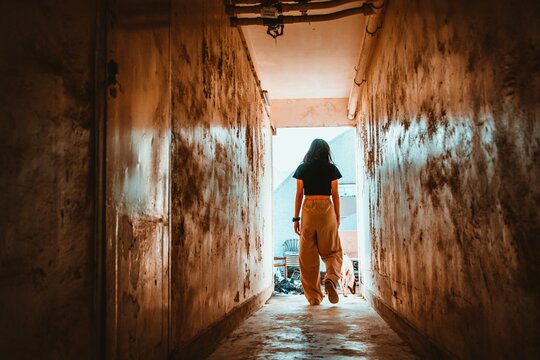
[
  {"xmin": 227, "ymin": 0, "xmax": 361, "ymax": 16},
  {"xmin": 231, "ymin": 3, "xmax": 375, "ymax": 26},
  {"xmin": 346, "ymin": 0, "xmax": 385, "ymax": 120},
  {"xmin": 232, "ymin": 0, "xmax": 305, "ymax": 4},
  {"xmin": 231, "ymin": 0, "xmax": 268, "ymax": 4}
]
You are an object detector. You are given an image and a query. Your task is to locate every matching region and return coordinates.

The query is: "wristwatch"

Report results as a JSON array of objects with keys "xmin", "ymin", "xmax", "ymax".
[{"xmin": 292, "ymin": 217, "xmax": 301, "ymax": 222}]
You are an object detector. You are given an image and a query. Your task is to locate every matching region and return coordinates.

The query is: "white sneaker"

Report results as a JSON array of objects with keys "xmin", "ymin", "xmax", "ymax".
[{"xmin": 325, "ymin": 280, "xmax": 339, "ymax": 304}]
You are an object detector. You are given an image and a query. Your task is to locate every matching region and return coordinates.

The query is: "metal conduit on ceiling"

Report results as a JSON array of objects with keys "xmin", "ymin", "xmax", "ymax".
[
  {"xmin": 227, "ymin": 0, "xmax": 362, "ymax": 15},
  {"xmin": 231, "ymin": 5, "xmax": 375, "ymax": 26},
  {"xmin": 229, "ymin": 1, "xmax": 376, "ymax": 26}
]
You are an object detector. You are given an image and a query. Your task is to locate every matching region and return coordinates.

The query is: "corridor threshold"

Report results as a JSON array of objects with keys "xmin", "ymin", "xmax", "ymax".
[{"xmin": 209, "ymin": 293, "xmax": 418, "ymax": 359}]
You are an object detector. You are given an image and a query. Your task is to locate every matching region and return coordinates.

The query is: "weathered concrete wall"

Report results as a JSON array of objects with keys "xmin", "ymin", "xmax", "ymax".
[
  {"xmin": 104, "ymin": 1, "xmax": 171, "ymax": 358},
  {"xmin": 356, "ymin": 0, "xmax": 540, "ymax": 358},
  {"xmin": 0, "ymin": 1, "xmax": 96, "ymax": 358},
  {"xmin": 169, "ymin": 0, "xmax": 274, "ymax": 354},
  {"xmin": 0, "ymin": 0, "xmax": 273, "ymax": 358}
]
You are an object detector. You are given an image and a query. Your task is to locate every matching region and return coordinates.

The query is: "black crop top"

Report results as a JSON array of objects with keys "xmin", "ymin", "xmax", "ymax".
[{"xmin": 292, "ymin": 159, "xmax": 342, "ymax": 195}]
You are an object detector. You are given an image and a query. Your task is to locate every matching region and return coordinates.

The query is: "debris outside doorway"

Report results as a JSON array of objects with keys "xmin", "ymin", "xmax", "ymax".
[{"xmin": 274, "ymin": 268, "xmax": 304, "ymax": 295}]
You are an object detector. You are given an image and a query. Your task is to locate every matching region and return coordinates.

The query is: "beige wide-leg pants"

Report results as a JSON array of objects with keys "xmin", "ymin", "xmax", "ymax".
[{"xmin": 300, "ymin": 199, "xmax": 343, "ymax": 305}]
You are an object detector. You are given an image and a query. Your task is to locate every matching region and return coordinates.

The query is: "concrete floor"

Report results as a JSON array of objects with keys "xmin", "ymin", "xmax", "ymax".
[{"xmin": 208, "ymin": 293, "xmax": 418, "ymax": 359}]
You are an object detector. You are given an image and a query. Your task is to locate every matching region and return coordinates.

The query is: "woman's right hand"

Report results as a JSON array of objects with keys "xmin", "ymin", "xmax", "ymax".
[{"xmin": 294, "ymin": 221, "xmax": 301, "ymax": 235}]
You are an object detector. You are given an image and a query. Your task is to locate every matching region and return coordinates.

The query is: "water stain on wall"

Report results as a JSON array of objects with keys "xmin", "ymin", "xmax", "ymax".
[
  {"xmin": 357, "ymin": 0, "xmax": 540, "ymax": 357},
  {"xmin": 0, "ymin": 1, "xmax": 96, "ymax": 358},
  {"xmin": 169, "ymin": 0, "xmax": 273, "ymax": 351}
]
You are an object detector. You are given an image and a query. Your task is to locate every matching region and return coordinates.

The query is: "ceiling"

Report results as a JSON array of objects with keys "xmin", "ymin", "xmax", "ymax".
[{"xmin": 241, "ymin": 1, "xmax": 367, "ymax": 101}]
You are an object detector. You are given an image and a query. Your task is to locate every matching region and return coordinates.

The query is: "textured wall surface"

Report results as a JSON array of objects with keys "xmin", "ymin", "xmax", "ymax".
[
  {"xmin": 356, "ymin": 0, "xmax": 540, "ymax": 358},
  {"xmin": 170, "ymin": 0, "xmax": 274, "ymax": 352},
  {"xmin": 0, "ymin": 0, "xmax": 273, "ymax": 358},
  {"xmin": 0, "ymin": 1, "xmax": 96, "ymax": 358},
  {"xmin": 105, "ymin": 1, "xmax": 171, "ymax": 357}
]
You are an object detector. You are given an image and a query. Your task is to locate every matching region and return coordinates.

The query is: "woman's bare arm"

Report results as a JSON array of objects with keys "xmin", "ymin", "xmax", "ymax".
[
  {"xmin": 331, "ymin": 179, "xmax": 340, "ymax": 227},
  {"xmin": 294, "ymin": 179, "xmax": 304, "ymax": 235}
]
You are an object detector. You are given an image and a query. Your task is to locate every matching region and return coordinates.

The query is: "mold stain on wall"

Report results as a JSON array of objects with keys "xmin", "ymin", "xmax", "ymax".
[
  {"xmin": 0, "ymin": 0, "xmax": 268, "ymax": 358},
  {"xmin": 356, "ymin": 0, "xmax": 540, "ymax": 358},
  {"xmin": 105, "ymin": 3, "xmax": 171, "ymax": 357},
  {"xmin": 0, "ymin": 1, "xmax": 96, "ymax": 358},
  {"xmin": 169, "ymin": 0, "xmax": 273, "ymax": 351}
]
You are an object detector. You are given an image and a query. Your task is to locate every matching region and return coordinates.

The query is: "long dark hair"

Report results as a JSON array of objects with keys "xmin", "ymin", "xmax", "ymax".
[{"xmin": 303, "ymin": 138, "xmax": 333, "ymax": 163}]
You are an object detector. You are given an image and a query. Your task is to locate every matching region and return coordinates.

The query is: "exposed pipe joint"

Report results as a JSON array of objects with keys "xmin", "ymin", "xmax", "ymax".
[
  {"xmin": 227, "ymin": 0, "xmax": 362, "ymax": 16},
  {"xmin": 231, "ymin": 3, "xmax": 375, "ymax": 26},
  {"xmin": 231, "ymin": 0, "xmax": 271, "ymax": 4},
  {"xmin": 231, "ymin": 0, "xmax": 316, "ymax": 4},
  {"xmin": 347, "ymin": 0, "xmax": 385, "ymax": 120}
]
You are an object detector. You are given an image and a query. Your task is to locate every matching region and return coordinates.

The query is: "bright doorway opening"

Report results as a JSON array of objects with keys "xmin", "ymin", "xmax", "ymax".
[{"xmin": 272, "ymin": 126, "xmax": 358, "ymax": 295}]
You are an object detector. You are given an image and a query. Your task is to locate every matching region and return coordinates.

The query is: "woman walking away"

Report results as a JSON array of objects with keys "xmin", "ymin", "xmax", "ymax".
[{"xmin": 292, "ymin": 139, "xmax": 343, "ymax": 305}]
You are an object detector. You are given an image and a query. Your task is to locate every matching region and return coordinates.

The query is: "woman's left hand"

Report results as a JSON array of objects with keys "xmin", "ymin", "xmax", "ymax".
[{"xmin": 294, "ymin": 221, "xmax": 301, "ymax": 235}]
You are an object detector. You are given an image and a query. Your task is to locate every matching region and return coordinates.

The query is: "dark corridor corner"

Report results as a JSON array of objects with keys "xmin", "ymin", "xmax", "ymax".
[{"xmin": 0, "ymin": 0, "xmax": 539, "ymax": 359}]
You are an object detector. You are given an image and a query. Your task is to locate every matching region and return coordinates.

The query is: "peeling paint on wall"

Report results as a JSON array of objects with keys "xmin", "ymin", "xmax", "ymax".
[{"xmin": 356, "ymin": 0, "xmax": 540, "ymax": 358}]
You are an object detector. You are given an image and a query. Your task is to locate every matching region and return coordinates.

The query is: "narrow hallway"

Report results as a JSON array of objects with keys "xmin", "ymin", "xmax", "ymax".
[
  {"xmin": 1, "ymin": 0, "xmax": 539, "ymax": 359},
  {"xmin": 209, "ymin": 294, "xmax": 417, "ymax": 359}
]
